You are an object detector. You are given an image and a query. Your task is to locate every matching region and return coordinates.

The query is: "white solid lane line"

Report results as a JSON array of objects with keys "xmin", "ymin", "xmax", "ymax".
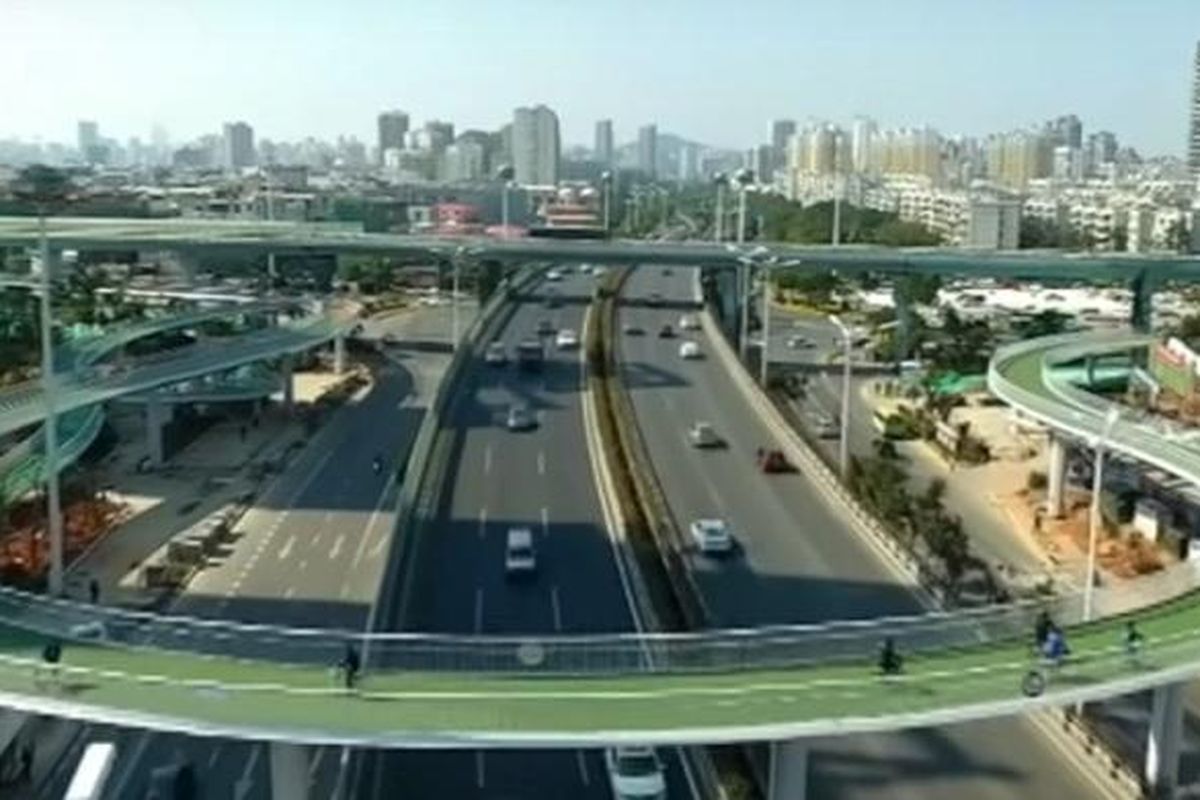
[
  {"xmin": 329, "ymin": 533, "xmax": 345, "ymax": 560},
  {"xmin": 478, "ymin": 506, "xmax": 487, "ymax": 539},
  {"xmin": 277, "ymin": 534, "xmax": 297, "ymax": 561}
]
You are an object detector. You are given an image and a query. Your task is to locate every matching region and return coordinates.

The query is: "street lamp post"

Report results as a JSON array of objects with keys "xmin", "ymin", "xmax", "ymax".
[
  {"xmin": 1084, "ymin": 407, "xmax": 1121, "ymax": 622},
  {"xmin": 600, "ymin": 171, "xmax": 613, "ymax": 234},
  {"xmin": 496, "ymin": 165, "xmax": 515, "ymax": 238},
  {"xmin": 37, "ymin": 214, "xmax": 64, "ymax": 595},
  {"xmin": 451, "ymin": 247, "xmax": 463, "ymax": 351},
  {"xmin": 713, "ymin": 172, "xmax": 727, "ymax": 242},
  {"xmin": 829, "ymin": 314, "xmax": 852, "ymax": 480},
  {"xmin": 735, "ymin": 168, "xmax": 753, "ymax": 245},
  {"xmin": 759, "ymin": 259, "xmax": 774, "ymax": 386},
  {"xmin": 734, "ymin": 169, "xmax": 755, "ymax": 361}
]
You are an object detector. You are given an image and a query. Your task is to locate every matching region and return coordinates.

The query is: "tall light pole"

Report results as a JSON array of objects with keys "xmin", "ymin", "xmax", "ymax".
[
  {"xmin": 264, "ymin": 170, "xmax": 277, "ymax": 291},
  {"xmin": 15, "ymin": 166, "xmax": 71, "ymax": 596},
  {"xmin": 759, "ymin": 259, "xmax": 774, "ymax": 385},
  {"xmin": 496, "ymin": 164, "xmax": 515, "ymax": 238},
  {"xmin": 829, "ymin": 314, "xmax": 853, "ymax": 480},
  {"xmin": 451, "ymin": 247, "xmax": 463, "ymax": 351},
  {"xmin": 735, "ymin": 169, "xmax": 755, "ymax": 361},
  {"xmin": 1084, "ymin": 407, "xmax": 1121, "ymax": 622},
  {"xmin": 713, "ymin": 172, "xmax": 727, "ymax": 242},
  {"xmin": 600, "ymin": 170, "xmax": 613, "ymax": 235}
]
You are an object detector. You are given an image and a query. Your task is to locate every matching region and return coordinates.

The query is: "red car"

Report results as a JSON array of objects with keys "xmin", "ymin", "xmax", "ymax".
[{"xmin": 756, "ymin": 448, "xmax": 793, "ymax": 473}]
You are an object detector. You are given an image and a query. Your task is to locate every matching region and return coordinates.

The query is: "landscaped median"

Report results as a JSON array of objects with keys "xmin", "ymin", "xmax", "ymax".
[{"xmin": 0, "ymin": 586, "xmax": 1198, "ymax": 746}]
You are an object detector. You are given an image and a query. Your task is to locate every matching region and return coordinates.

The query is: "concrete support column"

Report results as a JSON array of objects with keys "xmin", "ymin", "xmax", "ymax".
[
  {"xmin": 1130, "ymin": 270, "xmax": 1157, "ymax": 333},
  {"xmin": 893, "ymin": 287, "xmax": 911, "ymax": 365},
  {"xmin": 145, "ymin": 399, "xmax": 172, "ymax": 467},
  {"xmin": 1085, "ymin": 356, "xmax": 1097, "ymax": 387},
  {"xmin": 281, "ymin": 356, "xmax": 295, "ymax": 411},
  {"xmin": 269, "ymin": 742, "xmax": 309, "ymax": 800},
  {"xmin": 768, "ymin": 739, "xmax": 809, "ymax": 800},
  {"xmin": 1145, "ymin": 681, "xmax": 1185, "ymax": 795},
  {"xmin": 333, "ymin": 334, "xmax": 346, "ymax": 375},
  {"xmin": 1046, "ymin": 434, "xmax": 1068, "ymax": 518}
]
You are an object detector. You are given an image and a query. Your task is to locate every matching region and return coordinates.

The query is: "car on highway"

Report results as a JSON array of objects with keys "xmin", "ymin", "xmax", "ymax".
[
  {"xmin": 687, "ymin": 421, "xmax": 723, "ymax": 448},
  {"xmin": 517, "ymin": 339, "xmax": 544, "ymax": 372},
  {"xmin": 661, "ymin": 267, "xmax": 673, "ymax": 277},
  {"xmin": 678, "ymin": 341, "xmax": 702, "ymax": 359},
  {"xmin": 813, "ymin": 413, "xmax": 839, "ymax": 439},
  {"xmin": 623, "ymin": 322, "xmax": 644, "ymax": 336},
  {"xmin": 537, "ymin": 319, "xmax": 555, "ymax": 336},
  {"xmin": 679, "ymin": 314, "xmax": 700, "ymax": 331},
  {"xmin": 658, "ymin": 323, "xmax": 675, "ymax": 339},
  {"xmin": 787, "ymin": 335, "xmax": 813, "ymax": 349},
  {"xmin": 689, "ymin": 518, "xmax": 734, "ymax": 555},
  {"xmin": 647, "ymin": 292, "xmax": 664, "ymax": 307},
  {"xmin": 556, "ymin": 328, "xmax": 579, "ymax": 349},
  {"xmin": 506, "ymin": 405, "xmax": 537, "ymax": 431},
  {"xmin": 605, "ymin": 746, "xmax": 666, "ymax": 800},
  {"xmin": 484, "ymin": 342, "xmax": 507, "ymax": 365},
  {"xmin": 546, "ymin": 269, "xmax": 563, "ymax": 282},
  {"xmin": 505, "ymin": 527, "xmax": 537, "ymax": 578},
  {"xmin": 756, "ymin": 447, "xmax": 793, "ymax": 473}
]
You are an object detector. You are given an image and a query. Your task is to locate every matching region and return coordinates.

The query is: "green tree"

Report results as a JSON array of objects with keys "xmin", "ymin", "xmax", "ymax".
[
  {"xmin": 895, "ymin": 274, "xmax": 942, "ymax": 306},
  {"xmin": 1016, "ymin": 309, "xmax": 1072, "ymax": 339}
]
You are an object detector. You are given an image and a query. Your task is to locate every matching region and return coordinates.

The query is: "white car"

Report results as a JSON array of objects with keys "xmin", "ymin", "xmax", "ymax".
[
  {"xmin": 605, "ymin": 747, "xmax": 666, "ymax": 800},
  {"xmin": 546, "ymin": 269, "xmax": 563, "ymax": 282},
  {"xmin": 678, "ymin": 341, "xmax": 702, "ymax": 359},
  {"xmin": 690, "ymin": 518, "xmax": 734, "ymax": 554},
  {"xmin": 555, "ymin": 328, "xmax": 579, "ymax": 349},
  {"xmin": 679, "ymin": 314, "xmax": 700, "ymax": 331},
  {"xmin": 688, "ymin": 421, "xmax": 722, "ymax": 448},
  {"xmin": 506, "ymin": 405, "xmax": 537, "ymax": 431},
  {"xmin": 484, "ymin": 342, "xmax": 507, "ymax": 365}
]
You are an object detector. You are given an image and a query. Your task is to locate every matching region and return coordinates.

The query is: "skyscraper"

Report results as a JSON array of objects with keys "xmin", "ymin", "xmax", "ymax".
[
  {"xmin": 77, "ymin": 120, "xmax": 98, "ymax": 155},
  {"xmin": 594, "ymin": 119, "xmax": 614, "ymax": 166},
  {"xmin": 423, "ymin": 120, "xmax": 455, "ymax": 154},
  {"xmin": 1189, "ymin": 42, "xmax": 1200, "ymax": 176},
  {"xmin": 377, "ymin": 110, "xmax": 410, "ymax": 164},
  {"xmin": 851, "ymin": 117, "xmax": 878, "ymax": 173},
  {"xmin": 512, "ymin": 105, "xmax": 561, "ymax": 186},
  {"xmin": 769, "ymin": 119, "xmax": 796, "ymax": 176},
  {"xmin": 222, "ymin": 122, "xmax": 256, "ymax": 169},
  {"xmin": 637, "ymin": 124, "xmax": 658, "ymax": 178}
]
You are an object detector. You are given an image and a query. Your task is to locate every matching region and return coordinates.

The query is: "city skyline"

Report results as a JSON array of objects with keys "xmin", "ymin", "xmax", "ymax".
[{"xmin": 3, "ymin": 0, "xmax": 1198, "ymax": 157}]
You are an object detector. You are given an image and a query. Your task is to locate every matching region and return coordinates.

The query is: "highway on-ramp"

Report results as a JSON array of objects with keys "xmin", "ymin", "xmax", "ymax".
[{"xmin": 615, "ymin": 266, "xmax": 1108, "ymax": 800}]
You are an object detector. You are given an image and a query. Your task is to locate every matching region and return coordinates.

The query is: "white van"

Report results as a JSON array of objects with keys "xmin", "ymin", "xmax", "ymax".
[{"xmin": 505, "ymin": 527, "xmax": 537, "ymax": 577}]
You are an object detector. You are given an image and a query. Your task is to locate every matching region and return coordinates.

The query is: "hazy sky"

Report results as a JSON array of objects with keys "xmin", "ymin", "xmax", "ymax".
[{"xmin": 4, "ymin": 0, "xmax": 1198, "ymax": 155}]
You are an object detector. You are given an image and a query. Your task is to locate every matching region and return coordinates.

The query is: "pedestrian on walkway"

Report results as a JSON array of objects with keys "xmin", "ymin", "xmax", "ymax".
[
  {"xmin": 340, "ymin": 643, "xmax": 361, "ymax": 690},
  {"xmin": 1034, "ymin": 610, "xmax": 1053, "ymax": 651},
  {"xmin": 88, "ymin": 578, "xmax": 100, "ymax": 605},
  {"xmin": 878, "ymin": 637, "xmax": 903, "ymax": 676},
  {"xmin": 1124, "ymin": 621, "xmax": 1144, "ymax": 660}
]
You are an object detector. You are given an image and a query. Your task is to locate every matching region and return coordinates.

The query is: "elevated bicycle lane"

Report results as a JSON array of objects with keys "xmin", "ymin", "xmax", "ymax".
[{"xmin": 0, "ymin": 300, "xmax": 327, "ymax": 502}]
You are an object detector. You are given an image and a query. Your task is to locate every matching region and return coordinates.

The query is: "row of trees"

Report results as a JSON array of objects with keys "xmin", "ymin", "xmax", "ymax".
[
  {"xmin": 848, "ymin": 447, "xmax": 975, "ymax": 598},
  {"xmin": 758, "ymin": 198, "xmax": 941, "ymax": 246}
]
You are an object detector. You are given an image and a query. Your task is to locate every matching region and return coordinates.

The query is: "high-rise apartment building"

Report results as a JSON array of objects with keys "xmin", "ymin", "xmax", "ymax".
[
  {"xmin": 986, "ymin": 129, "xmax": 1049, "ymax": 189},
  {"xmin": 594, "ymin": 119, "xmax": 614, "ymax": 166},
  {"xmin": 512, "ymin": 105, "xmax": 560, "ymax": 186},
  {"xmin": 1189, "ymin": 42, "xmax": 1200, "ymax": 176},
  {"xmin": 423, "ymin": 121, "xmax": 455, "ymax": 154},
  {"xmin": 443, "ymin": 141, "xmax": 486, "ymax": 183},
  {"xmin": 851, "ymin": 117, "xmax": 878, "ymax": 173},
  {"xmin": 222, "ymin": 121, "xmax": 256, "ymax": 169},
  {"xmin": 638, "ymin": 124, "xmax": 658, "ymax": 178},
  {"xmin": 769, "ymin": 119, "xmax": 796, "ymax": 176},
  {"xmin": 377, "ymin": 110, "xmax": 410, "ymax": 164},
  {"xmin": 1046, "ymin": 114, "xmax": 1083, "ymax": 149},
  {"xmin": 77, "ymin": 120, "xmax": 99, "ymax": 157}
]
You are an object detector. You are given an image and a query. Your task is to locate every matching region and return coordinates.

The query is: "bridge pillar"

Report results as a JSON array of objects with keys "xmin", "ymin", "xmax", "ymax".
[
  {"xmin": 1130, "ymin": 270, "xmax": 1157, "ymax": 333},
  {"xmin": 145, "ymin": 399, "xmax": 172, "ymax": 467},
  {"xmin": 333, "ymin": 334, "xmax": 346, "ymax": 375},
  {"xmin": 1145, "ymin": 681, "xmax": 1184, "ymax": 795},
  {"xmin": 892, "ymin": 287, "xmax": 911, "ymax": 364},
  {"xmin": 281, "ymin": 355, "xmax": 295, "ymax": 411},
  {"xmin": 269, "ymin": 741, "xmax": 309, "ymax": 800},
  {"xmin": 1046, "ymin": 434, "xmax": 1068, "ymax": 519},
  {"xmin": 767, "ymin": 739, "xmax": 809, "ymax": 800}
]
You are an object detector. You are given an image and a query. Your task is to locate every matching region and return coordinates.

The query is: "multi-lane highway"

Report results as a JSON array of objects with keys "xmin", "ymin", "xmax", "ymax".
[
  {"xmin": 356, "ymin": 269, "xmax": 689, "ymax": 799},
  {"xmin": 31, "ymin": 311, "xmax": 447, "ymax": 800},
  {"xmin": 615, "ymin": 266, "xmax": 1110, "ymax": 799}
]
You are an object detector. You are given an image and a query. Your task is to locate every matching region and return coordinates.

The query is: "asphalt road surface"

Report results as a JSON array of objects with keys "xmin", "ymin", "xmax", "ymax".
[
  {"xmin": 33, "ymin": 311, "xmax": 447, "ymax": 800},
  {"xmin": 615, "ymin": 265, "xmax": 1113, "ymax": 800},
  {"xmin": 354, "ymin": 268, "xmax": 693, "ymax": 799}
]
